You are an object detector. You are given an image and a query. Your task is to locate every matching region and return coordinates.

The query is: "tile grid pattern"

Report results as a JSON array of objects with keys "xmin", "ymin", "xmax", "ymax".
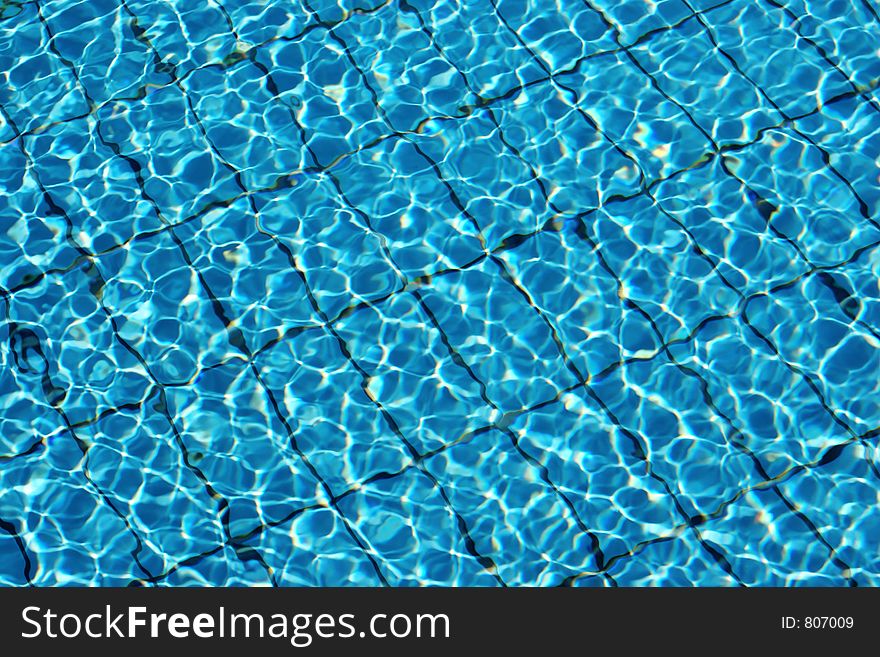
[{"xmin": 1, "ymin": 0, "xmax": 879, "ymax": 586}]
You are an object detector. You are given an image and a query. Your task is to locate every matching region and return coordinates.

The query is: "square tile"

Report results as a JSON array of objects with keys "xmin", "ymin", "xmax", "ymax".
[
  {"xmin": 779, "ymin": 442, "xmax": 880, "ymax": 585},
  {"xmin": 701, "ymin": 2, "xmax": 852, "ymax": 117},
  {"xmin": 254, "ymin": 325, "xmax": 412, "ymax": 495},
  {"xmin": 589, "ymin": 0, "xmax": 692, "ymax": 45},
  {"xmin": 509, "ymin": 389, "xmax": 681, "ymax": 563},
  {"xmin": 744, "ymin": 273, "xmax": 880, "ymax": 433},
  {"xmin": 0, "ymin": 319, "xmax": 65, "ymax": 456},
  {"xmin": 699, "ymin": 488, "xmax": 846, "ymax": 586},
  {"xmin": 747, "ymin": 0, "xmax": 880, "ymax": 91},
  {"xmin": 0, "ymin": 144, "xmax": 79, "ymax": 291},
  {"xmin": 417, "ymin": 258, "xmax": 580, "ymax": 412},
  {"xmin": 424, "ymin": 427, "xmax": 603, "ymax": 585},
  {"xmin": 492, "ymin": 0, "xmax": 617, "ymax": 73},
  {"xmin": 337, "ymin": 467, "xmax": 502, "ymax": 585},
  {"xmin": 330, "ymin": 4, "xmax": 477, "ymax": 131},
  {"xmin": 253, "ymin": 175, "xmax": 402, "ymax": 320},
  {"xmin": 590, "ymin": 194, "xmax": 741, "ymax": 344},
  {"xmin": 333, "ymin": 293, "xmax": 497, "ymax": 454},
  {"xmin": 795, "ymin": 94, "xmax": 880, "ymax": 222},
  {"xmin": 727, "ymin": 128, "xmax": 880, "ymax": 266},
  {"xmin": 253, "ymin": 28, "xmax": 388, "ymax": 169},
  {"xmin": 76, "ymin": 401, "xmax": 228, "ymax": 575},
  {"xmin": 222, "ymin": 0, "xmax": 316, "ymax": 45},
  {"xmin": 409, "ymin": 110, "xmax": 557, "ymax": 247},
  {"xmin": 333, "ymin": 136, "xmax": 485, "ymax": 278},
  {"xmin": 604, "ymin": 532, "xmax": 737, "ymax": 586},
  {"xmin": 96, "ymin": 230, "xmax": 236, "ymax": 384},
  {"xmin": 655, "ymin": 159, "xmax": 809, "ymax": 295},
  {"xmin": 242, "ymin": 507, "xmax": 386, "ymax": 586},
  {"xmin": 160, "ymin": 545, "xmax": 274, "ymax": 586},
  {"xmin": 184, "ymin": 60, "xmax": 309, "ymax": 190},
  {"xmin": 392, "ymin": 1, "xmax": 545, "ymax": 98},
  {"xmin": 125, "ymin": 0, "xmax": 237, "ymax": 74},
  {"xmin": 669, "ymin": 318, "xmax": 852, "ymax": 478},
  {"xmin": 96, "ymin": 84, "xmax": 242, "ymax": 224},
  {"xmin": 42, "ymin": 0, "xmax": 173, "ymax": 107},
  {"xmin": 498, "ymin": 226, "xmax": 662, "ymax": 378},
  {"xmin": 26, "ymin": 116, "xmax": 165, "ymax": 251},
  {"xmin": 827, "ymin": 244, "xmax": 880, "ymax": 331},
  {"xmin": 489, "ymin": 81, "xmax": 640, "ymax": 215},
  {"xmin": 0, "ymin": 4, "xmax": 89, "ymax": 134},
  {"xmin": 590, "ymin": 354, "xmax": 764, "ymax": 518},
  {"xmin": 163, "ymin": 359, "xmax": 327, "ymax": 533},
  {"xmin": 308, "ymin": 0, "xmax": 389, "ymax": 24},
  {"xmin": 0, "ymin": 437, "xmax": 145, "ymax": 586},
  {"xmin": 631, "ymin": 15, "xmax": 783, "ymax": 145},
  {"xmin": 6, "ymin": 267, "xmax": 153, "ymax": 426},
  {"xmin": 175, "ymin": 197, "xmax": 323, "ymax": 351},
  {"xmin": 557, "ymin": 50, "xmax": 712, "ymax": 181}
]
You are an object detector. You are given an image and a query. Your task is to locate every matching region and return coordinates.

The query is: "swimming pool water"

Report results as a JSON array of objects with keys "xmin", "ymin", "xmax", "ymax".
[{"xmin": 1, "ymin": 0, "xmax": 879, "ymax": 587}]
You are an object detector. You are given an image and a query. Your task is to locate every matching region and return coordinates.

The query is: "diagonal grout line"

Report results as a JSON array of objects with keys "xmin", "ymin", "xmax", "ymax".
[
  {"xmin": 140, "ymin": 401, "xmax": 880, "ymax": 586},
  {"xmin": 8, "ymin": 0, "xmax": 880, "ymax": 584},
  {"xmin": 4, "ymin": 60, "xmax": 877, "ymax": 308},
  {"xmin": 26, "ymin": 0, "xmax": 292, "ymax": 587},
  {"xmin": 112, "ymin": 0, "xmax": 404, "ymax": 588},
  {"xmin": 154, "ymin": 0, "xmax": 511, "ymax": 586},
  {"xmin": 9, "ymin": 228, "xmax": 878, "ymax": 472},
  {"xmin": 676, "ymin": 0, "xmax": 880, "ymax": 485},
  {"xmin": 760, "ymin": 0, "xmax": 880, "ymax": 117},
  {"xmin": 567, "ymin": 0, "xmax": 863, "ymax": 583},
  {"xmin": 684, "ymin": 1, "xmax": 880, "ymax": 235},
  {"xmin": 319, "ymin": 0, "xmax": 626, "ymax": 583},
  {"xmin": 0, "ymin": 0, "xmax": 729, "ymax": 150},
  {"xmin": 0, "ymin": 102, "xmax": 161, "ymax": 585},
  {"xmin": 413, "ymin": 0, "xmax": 748, "ymax": 585}
]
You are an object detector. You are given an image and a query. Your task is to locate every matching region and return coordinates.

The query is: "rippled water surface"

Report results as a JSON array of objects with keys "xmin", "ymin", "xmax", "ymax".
[{"xmin": 1, "ymin": 0, "xmax": 880, "ymax": 586}]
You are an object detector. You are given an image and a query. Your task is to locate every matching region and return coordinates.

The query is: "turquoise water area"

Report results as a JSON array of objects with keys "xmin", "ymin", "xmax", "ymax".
[{"xmin": 1, "ymin": 0, "xmax": 879, "ymax": 586}]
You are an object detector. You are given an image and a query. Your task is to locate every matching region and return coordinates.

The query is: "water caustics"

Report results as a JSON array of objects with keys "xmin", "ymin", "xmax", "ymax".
[{"xmin": 1, "ymin": 0, "xmax": 880, "ymax": 587}]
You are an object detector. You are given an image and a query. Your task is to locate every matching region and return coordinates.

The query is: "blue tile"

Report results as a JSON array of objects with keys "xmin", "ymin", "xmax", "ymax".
[
  {"xmin": 95, "ymin": 230, "xmax": 235, "ymax": 384},
  {"xmin": 242, "ymin": 507, "xmax": 386, "ymax": 586},
  {"xmin": 490, "ymin": 81, "xmax": 640, "ymax": 215},
  {"xmin": 162, "ymin": 359, "xmax": 327, "ymax": 533},
  {"xmin": 590, "ymin": 194, "xmax": 741, "ymax": 344},
  {"xmin": 779, "ymin": 442, "xmax": 880, "ymax": 584},
  {"xmin": 744, "ymin": 273, "xmax": 880, "ymax": 433},
  {"xmin": 175, "ymin": 197, "xmax": 323, "ymax": 351},
  {"xmin": 337, "ymin": 468, "xmax": 502, "ymax": 585},
  {"xmin": 401, "ymin": 0, "xmax": 546, "ymax": 98},
  {"xmin": 333, "ymin": 294, "xmax": 497, "ymax": 454},
  {"xmin": 700, "ymin": 488, "xmax": 847, "ymax": 586},
  {"xmin": 557, "ymin": 50, "xmax": 712, "ymax": 181},
  {"xmin": 591, "ymin": 354, "xmax": 765, "ymax": 518},
  {"xmin": 498, "ymin": 227, "xmax": 662, "ymax": 377},
  {"xmin": 669, "ymin": 318, "xmax": 852, "ymax": 478},
  {"xmin": 6, "ymin": 268, "xmax": 153, "ymax": 426},
  {"xmin": 655, "ymin": 159, "xmax": 809, "ymax": 295},
  {"xmin": 509, "ymin": 389, "xmax": 681, "ymax": 563},
  {"xmin": 333, "ymin": 136, "xmax": 485, "ymax": 278},
  {"xmin": 253, "ymin": 176, "xmax": 402, "ymax": 320},
  {"xmin": 254, "ymin": 325, "xmax": 412, "ymax": 494},
  {"xmin": 0, "ymin": 4, "xmax": 89, "ymax": 133},
  {"xmin": 76, "ymin": 401, "xmax": 228, "ymax": 575},
  {"xmin": 424, "ymin": 427, "xmax": 603, "ymax": 585},
  {"xmin": 729, "ymin": 128, "xmax": 880, "ymax": 267},
  {"xmin": 702, "ymin": 1, "xmax": 852, "ymax": 117},
  {"xmin": 417, "ymin": 258, "xmax": 580, "ymax": 412},
  {"xmin": 631, "ymin": 15, "xmax": 783, "ymax": 146},
  {"xmin": 96, "ymin": 84, "xmax": 242, "ymax": 224}
]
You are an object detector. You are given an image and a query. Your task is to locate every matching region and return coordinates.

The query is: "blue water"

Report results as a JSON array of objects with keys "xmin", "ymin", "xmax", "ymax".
[{"xmin": 1, "ymin": 0, "xmax": 879, "ymax": 586}]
